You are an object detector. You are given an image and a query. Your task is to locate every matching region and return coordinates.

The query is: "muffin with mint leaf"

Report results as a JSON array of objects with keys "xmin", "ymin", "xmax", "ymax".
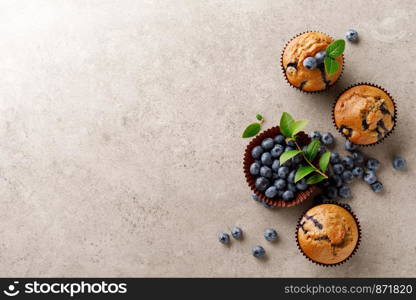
[{"xmin": 281, "ymin": 32, "xmax": 344, "ymax": 93}]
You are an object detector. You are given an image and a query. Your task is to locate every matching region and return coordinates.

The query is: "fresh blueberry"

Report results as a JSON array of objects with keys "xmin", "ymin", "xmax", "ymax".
[
  {"xmin": 319, "ymin": 178, "xmax": 331, "ymax": 187},
  {"xmin": 333, "ymin": 163, "xmax": 345, "ymax": 175},
  {"xmin": 252, "ymin": 193, "xmax": 261, "ymax": 202},
  {"xmin": 330, "ymin": 152, "xmax": 340, "ymax": 164},
  {"xmin": 282, "ymin": 159, "xmax": 292, "ymax": 168},
  {"xmin": 309, "ymin": 131, "xmax": 321, "ymax": 140},
  {"xmin": 272, "ymin": 172, "xmax": 280, "ymax": 180},
  {"xmin": 287, "ymin": 170, "xmax": 296, "ymax": 183},
  {"xmin": 249, "ymin": 162, "xmax": 261, "ymax": 175},
  {"xmin": 288, "ymin": 183, "xmax": 297, "ymax": 193},
  {"xmin": 277, "ymin": 190, "xmax": 284, "ymax": 198},
  {"xmin": 392, "ymin": 157, "xmax": 406, "ymax": 170},
  {"xmin": 321, "ymin": 132, "xmax": 334, "ymax": 145},
  {"xmin": 319, "ymin": 146, "xmax": 327, "ymax": 155},
  {"xmin": 303, "ymin": 56, "xmax": 317, "ymax": 70},
  {"xmin": 252, "ymin": 245, "xmax": 266, "ymax": 258},
  {"xmin": 286, "ymin": 140, "xmax": 295, "ymax": 147},
  {"xmin": 292, "ymin": 154, "xmax": 303, "ymax": 165},
  {"xmin": 352, "ymin": 166, "xmax": 364, "ymax": 178},
  {"xmin": 342, "ymin": 156, "xmax": 354, "ymax": 169},
  {"xmin": 271, "ymin": 159, "xmax": 280, "ymax": 172},
  {"xmin": 264, "ymin": 228, "xmax": 278, "ymax": 242},
  {"xmin": 262, "ymin": 202, "xmax": 274, "ymax": 209},
  {"xmin": 345, "ymin": 29, "xmax": 358, "ymax": 42},
  {"xmin": 285, "ymin": 146, "xmax": 295, "ymax": 152},
  {"xmin": 261, "ymin": 152, "xmax": 273, "ymax": 166},
  {"xmin": 271, "ymin": 144, "xmax": 284, "ymax": 158},
  {"xmin": 260, "ymin": 166, "xmax": 273, "ymax": 178},
  {"xmin": 255, "ymin": 177, "xmax": 270, "ymax": 191},
  {"xmin": 371, "ymin": 181, "xmax": 383, "ymax": 193},
  {"xmin": 274, "ymin": 178, "xmax": 286, "ymax": 190},
  {"xmin": 338, "ymin": 185, "xmax": 351, "ymax": 199},
  {"xmin": 315, "ymin": 51, "xmax": 327, "ymax": 64},
  {"xmin": 274, "ymin": 135, "xmax": 285, "ymax": 145},
  {"xmin": 278, "ymin": 166, "xmax": 290, "ymax": 178},
  {"xmin": 265, "ymin": 186, "xmax": 278, "ymax": 198},
  {"xmin": 218, "ymin": 232, "xmax": 230, "ymax": 244},
  {"xmin": 344, "ymin": 140, "xmax": 357, "ymax": 152},
  {"xmin": 330, "ymin": 174, "xmax": 343, "ymax": 187},
  {"xmin": 325, "ymin": 186, "xmax": 338, "ymax": 199},
  {"xmin": 261, "ymin": 138, "xmax": 274, "ymax": 150},
  {"xmin": 282, "ymin": 190, "xmax": 294, "ymax": 201},
  {"xmin": 296, "ymin": 179, "xmax": 308, "ymax": 191},
  {"xmin": 352, "ymin": 150, "xmax": 364, "ymax": 164},
  {"xmin": 341, "ymin": 170, "xmax": 353, "ymax": 184},
  {"xmin": 363, "ymin": 170, "xmax": 377, "ymax": 185},
  {"xmin": 231, "ymin": 227, "xmax": 243, "ymax": 239},
  {"xmin": 251, "ymin": 146, "xmax": 264, "ymax": 159},
  {"xmin": 367, "ymin": 158, "xmax": 380, "ymax": 171}
]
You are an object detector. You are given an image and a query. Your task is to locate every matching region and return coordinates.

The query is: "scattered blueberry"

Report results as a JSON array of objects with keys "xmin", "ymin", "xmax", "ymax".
[
  {"xmin": 367, "ymin": 158, "xmax": 380, "ymax": 171},
  {"xmin": 352, "ymin": 166, "xmax": 364, "ymax": 178},
  {"xmin": 338, "ymin": 185, "xmax": 351, "ymax": 199},
  {"xmin": 261, "ymin": 138, "xmax": 274, "ymax": 150},
  {"xmin": 251, "ymin": 146, "xmax": 264, "ymax": 159},
  {"xmin": 252, "ymin": 245, "xmax": 266, "ymax": 258},
  {"xmin": 352, "ymin": 150, "xmax": 364, "ymax": 164},
  {"xmin": 265, "ymin": 186, "xmax": 278, "ymax": 198},
  {"xmin": 344, "ymin": 140, "xmax": 357, "ymax": 152},
  {"xmin": 282, "ymin": 190, "xmax": 294, "ymax": 201},
  {"xmin": 325, "ymin": 186, "xmax": 338, "ymax": 199},
  {"xmin": 321, "ymin": 132, "xmax": 334, "ymax": 145},
  {"xmin": 345, "ymin": 29, "xmax": 358, "ymax": 42},
  {"xmin": 341, "ymin": 170, "xmax": 353, "ymax": 184},
  {"xmin": 287, "ymin": 170, "xmax": 296, "ymax": 183},
  {"xmin": 271, "ymin": 159, "xmax": 280, "ymax": 172},
  {"xmin": 274, "ymin": 178, "xmax": 286, "ymax": 190},
  {"xmin": 271, "ymin": 144, "xmax": 284, "ymax": 158},
  {"xmin": 260, "ymin": 166, "xmax": 273, "ymax": 178},
  {"xmin": 392, "ymin": 157, "xmax": 406, "ymax": 170},
  {"xmin": 255, "ymin": 177, "xmax": 270, "ymax": 191},
  {"xmin": 264, "ymin": 228, "xmax": 278, "ymax": 242},
  {"xmin": 296, "ymin": 179, "xmax": 308, "ymax": 191},
  {"xmin": 249, "ymin": 162, "xmax": 261, "ymax": 175},
  {"xmin": 303, "ymin": 56, "xmax": 317, "ymax": 70},
  {"xmin": 371, "ymin": 181, "xmax": 383, "ymax": 193},
  {"xmin": 231, "ymin": 227, "xmax": 243, "ymax": 240},
  {"xmin": 274, "ymin": 135, "xmax": 285, "ymax": 145},
  {"xmin": 278, "ymin": 166, "xmax": 290, "ymax": 178},
  {"xmin": 330, "ymin": 174, "xmax": 343, "ymax": 187},
  {"xmin": 315, "ymin": 51, "xmax": 327, "ymax": 64},
  {"xmin": 363, "ymin": 170, "xmax": 377, "ymax": 185},
  {"xmin": 261, "ymin": 152, "xmax": 273, "ymax": 166},
  {"xmin": 333, "ymin": 163, "xmax": 345, "ymax": 175},
  {"xmin": 309, "ymin": 131, "xmax": 321, "ymax": 140},
  {"xmin": 330, "ymin": 152, "xmax": 340, "ymax": 164},
  {"xmin": 342, "ymin": 156, "xmax": 354, "ymax": 169},
  {"xmin": 218, "ymin": 232, "xmax": 230, "ymax": 244}
]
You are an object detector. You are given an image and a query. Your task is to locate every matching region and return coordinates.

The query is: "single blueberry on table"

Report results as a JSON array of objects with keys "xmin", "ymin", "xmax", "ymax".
[
  {"xmin": 371, "ymin": 181, "xmax": 383, "ymax": 193},
  {"xmin": 330, "ymin": 152, "xmax": 340, "ymax": 164},
  {"xmin": 261, "ymin": 138, "xmax": 274, "ymax": 150},
  {"xmin": 274, "ymin": 178, "xmax": 287, "ymax": 190},
  {"xmin": 344, "ymin": 140, "xmax": 357, "ymax": 152},
  {"xmin": 303, "ymin": 56, "xmax": 317, "ymax": 70},
  {"xmin": 342, "ymin": 156, "xmax": 354, "ymax": 170},
  {"xmin": 264, "ymin": 228, "xmax": 278, "ymax": 242},
  {"xmin": 282, "ymin": 190, "xmax": 294, "ymax": 201},
  {"xmin": 231, "ymin": 227, "xmax": 243, "ymax": 240},
  {"xmin": 265, "ymin": 186, "xmax": 278, "ymax": 198},
  {"xmin": 342, "ymin": 170, "xmax": 354, "ymax": 184},
  {"xmin": 330, "ymin": 174, "xmax": 343, "ymax": 187},
  {"xmin": 309, "ymin": 131, "xmax": 321, "ymax": 140},
  {"xmin": 321, "ymin": 132, "xmax": 334, "ymax": 145},
  {"xmin": 338, "ymin": 185, "xmax": 351, "ymax": 199},
  {"xmin": 274, "ymin": 135, "xmax": 285, "ymax": 145},
  {"xmin": 325, "ymin": 186, "xmax": 338, "ymax": 199},
  {"xmin": 287, "ymin": 170, "xmax": 296, "ymax": 183},
  {"xmin": 352, "ymin": 150, "xmax": 364, "ymax": 164},
  {"xmin": 260, "ymin": 166, "xmax": 273, "ymax": 178},
  {"xmin": 392, "ymin": 157, "xmax": 406, "ymax": 170},
  {"xmin": 278, "ymin": 166, "xmax": 290, "ymax": 178},
  {"xmin": 261, "ymin": 152, "xmax": 273, "ymax": 166},
  {"xmin": 249, "ymin": 162, "xmax": 261, "ymax": 175},
  {"xmin": 296, "ymin": 179, "xmax": 308, "ymax": 191},
  {"xmin": 333, "ymin": 163, "xmax": 345, "ymax": 175},
  {"xmin": 288, "ymin": 183, "xmax": 297, "ymax": 193},
  {"xmin": 271, "ymin": 159, "xmax": 280, "ymax": 172},
  {"xmin": 345, "ymin": 29, "xmax": 359, "ymax": 42},
  {"xmin": 218, "ymin": 232, "xmax": 230, "ymax": 244},
  {"xmin": 251, "ymin": 146, "xmax": 264, "ymax": 159},
  {"xmin": 363, "ymin": 170, "xmax": 377, "ymax": 185},
  {"xmin": 252, "ymin": 245, "xmax": 266, "ymax": 258},
  {"xmin": 352, "ymin": 166, "xmax": 364, "ymax": 178},
  {"xmin": 255, "ymin": 177, "xmax": 270, "ymax": 191},
  {"xmin": 315, "ymin": 51, "xmax": 327, "ymax": 64},
  {"xmin": 252, "ymin": 193, "xmax": 261, "ymax": 202},
  {"xmin": 271, "ymin": 144, "xmax": 284, "ymax": 158},
  {"xmin": 367, "ymin": 158, "xmax": 380, "ymax": 171}
]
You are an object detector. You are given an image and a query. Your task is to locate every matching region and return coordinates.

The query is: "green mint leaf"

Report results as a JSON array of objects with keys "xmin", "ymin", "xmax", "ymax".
[
  {"xmin": 324, "ymin": 56, "xmax": 339, "ymax": 75},
  {"xmin": 295, "ymin": 165, "xmax": 316, "ymax": 183},
  {"xmin": 279, "ymin": 112, "xmax": 294, "ymax": 137},
  {"xmin": 242, "ymin": 123, "xmax": 261, "ymax": 138},
  {"xmin": 319, "ymin": 151, "xmax": 331, "ymax": 172},
  {"xmin": 290, "ymin": 120, "xmax": 308, "ymax": 136},
  {"xmin": 305, "ymin": 140, "xmax": 321, "ymax": 162},
  {"xmin": 306, "ymin": 174, "xmax": 326, "ymax": 185},
  {"xmin": 326, "ymin": 39, "xmax": 345, "ymax": 58},
  {"xmin": 256, "ymin": 114, "xmax": 263, "ymax": 121},
  {"xmin": 279, "ymin": 150, "xmax": 302, "ymax": 165}
]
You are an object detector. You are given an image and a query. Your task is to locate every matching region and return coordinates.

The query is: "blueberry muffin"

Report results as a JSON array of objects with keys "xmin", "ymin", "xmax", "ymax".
[
  {"xmin": 297, "ymin": 204, "xmax": 359, "ymax": 265},
  {"xmin": 333, "ymin": 84, "xmax": 396, "ymax": 145},
  {"xmin": 281, "ymin": 32, "xmax": 343, "ymax": 92}
]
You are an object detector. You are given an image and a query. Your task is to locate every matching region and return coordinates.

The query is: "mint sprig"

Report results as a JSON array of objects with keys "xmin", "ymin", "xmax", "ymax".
[
  {"xmin": 324, "ymin": 39, "xmax": 345, "ymax": 76},
  {"xmin": 242, "ymin": 114, "xmax": 264, "ymax": 138}
]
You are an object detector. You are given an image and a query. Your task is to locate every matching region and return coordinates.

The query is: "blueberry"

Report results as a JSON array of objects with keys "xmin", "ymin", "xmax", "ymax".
[
  {"xmin": 303, "ymin": 56, "xmax": 317, "ymax": 70},
  {"xmin": 278, "ymin": 166, "xmax": 290, "ymax": 178},
  {"xmin": 345, "ymin": 29, "xmax": 358, "ymax": 42},
  {"xmin": 392, "ymin": 157, "xmax": 406, "ymax": 170},
  {"xmin": 287, "ymin": 170, "xmax": 296, "ymax": 183},
  {"xmin": 251, "ymin": 146, "xmax": 264, "ymax": 159},
  {"xmin": 271, "ymin": 159, "xmax": 280, "ymax": 172},
  {"xmin": 218, "ymin": 232, "xmax": 230, "ymax": 244},
  {"xmin": 352, "ymin": 166, "xmax": 364, "ymax": 178},
  {"xmin": 338, "ymin": 185, "xmax": 351, "ymax": 199},
  {"xmin": 274, "ymin": 178, "xmax": 286, "ymax": 190},
  {"xmin": 255, "ymin": 177, "xmax": 270, "ymax": 191},
  {"xmin": 261, "ymin": 152, "xmax": 273, "ymax": 166},
  {"xmin": 282, "ymin": 190, "xmax": 294, "ymax": 201},
  {"xmin": 265, "ymin": 186, "xmax": 278, "ymax": 198},
  {"xmin": 342, "ymin": 156, "xmax": 354, "ymax": 169},
  {"xmin": 319, "ymin": 146, "xmax": 327, "ymax": 155},
  {"xmin": 271, "ymin": 144, "xmax": 284, "ymax": 158},
  {"xmin": 352, "ymin": 150, "xmax": 364, "ymax": 164},
  {"xmin": 252, "ymin": 245, "xmax": 266, "ymax": 258},
  {"xmin": 252, "ymin": 193, "xmax": 261, "ymax": 202},
  {"xmin": 287, "ymin": 140, "xmax": 295, "ymax": 147},
  {"xmin": 330, "ymin": 152, "xmax": 340, "ymax": 164},
  {"xmin": 285, "ymin": 146, "xmax": 295, "ymax": 153},
  {"xmin": 315, "ymin": 51, "xmax": 327, "ymax": 64},
  {"xmin": 296, "ymin": 179, "xmax": 308, "ymax": 191},
  {"xmin": 344, "ymin": 140, "xmax": 357, "ymax": 152},
  {"xmin": 325, "ymin": 186, "xmax": 338, "ymax": 199},
  {"xmin": 330, "ymin": 174, "xmax": 343, "ymax": 187},
  {"xmin": 363, "ymin": 170, "xmax": 377, "ymax": 185},
  {"xmin": 249, "ymin": 162, "xmax": 261, "ymax": 175},
  {"xmin": 264, "ymin": 228, "xmax": 278, "ymax": 242},
  {"xmin": 333, "ymin": 163, "xmax": 344, "ymax": 175},
  {"xmin": 274, "ymin": 135, "xmax": 285, "ymax": 145},
  {"xmin": 262, "ymin": 202, "xmax": 274, "ymax": 209},
  {"xmin": 309, "ymin": 131, "xmax": 321, "ymax": 140},
  {"xmin": 231, "ymin": 227, "xmax": 243, "ymax": 239},
  {"xmin": 292, "ymin": 153, "xmax": 303, "ymax": 165},
  {"xmin": 288, "ymin": 183, "xmax": 297, "ymax": 193},
  {"xmin": 342, "ymin": 170, "xmax": 353, "ymax": 184},
  {"xmin": 272, "ymin": 172, "xmax": 279, "ymax": 180},
  {"xmin": 260, "ymin": 166, "xmax": 273, "ymax": 178},
  {"xmin": 261, "ymin": 138, "xmax": 274, "ymax": 150},
  {"xmin": 321, "ymin": 132, "xmax": 334, "ymax": 145},
  {"xmin": 282, "ymin": 159, "xmax": 292, "ymax": 168},
  {"xmin": 371, "ymin": 181, "xmax": 383, "ymax": 193},
  {"xmin": 367, "ymin": 158, "xmax": 380, "ymax": 171}
]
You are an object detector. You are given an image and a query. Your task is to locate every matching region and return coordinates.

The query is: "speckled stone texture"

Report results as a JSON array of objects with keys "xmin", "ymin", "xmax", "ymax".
[{"xmin": 0, "ymin": 0, "xmax": 415, "ymax": 277}]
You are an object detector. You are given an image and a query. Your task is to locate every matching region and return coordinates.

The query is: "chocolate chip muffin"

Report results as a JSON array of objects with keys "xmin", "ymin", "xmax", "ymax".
[
  {"xmin": 297, "ymin": 204, "xmax": 360, "ymax": 265},
  {"xmin": 333, "ymin": 84, "xmax": 396, "ymax": 145},
  {"xmin": 281, "ymin": 32, "xmax": 343, "ymax": 92}
]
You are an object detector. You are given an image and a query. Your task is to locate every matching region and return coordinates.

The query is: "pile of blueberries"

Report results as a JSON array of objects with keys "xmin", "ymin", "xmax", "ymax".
[
  {"xmin": 218, "ymin": 227, "xmax": 278, "ymax": 258},
  {"xmin": 249, "ymin": 132, "xmax": 335, "ymax": 202}
]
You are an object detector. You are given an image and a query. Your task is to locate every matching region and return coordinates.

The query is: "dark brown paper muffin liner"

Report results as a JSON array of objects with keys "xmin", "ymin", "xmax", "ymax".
[
  {"xmin": 243, "ymin": 126, "xmax": 320, "ymax": 208},
  {"xmin": 331, "ymin": 82, "xmax": 397, "ymax": 147},
  {"xmin": 280, "ymin": 31, "xmax": 344, "ymax": 94},
  {"xmin": 295, "ymin": 202, "xmax": 361, "ymax": 266}
]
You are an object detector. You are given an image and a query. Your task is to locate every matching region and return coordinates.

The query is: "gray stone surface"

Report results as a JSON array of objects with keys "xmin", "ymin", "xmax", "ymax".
[{"xmin": 0, "ymin": 0, "xmax": 415, "ymax": 277}]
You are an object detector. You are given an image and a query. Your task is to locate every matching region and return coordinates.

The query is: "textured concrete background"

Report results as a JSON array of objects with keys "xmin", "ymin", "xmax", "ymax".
[{"xmin": 0, "ymin": 0, "xmax": 415, "ymax": 277}]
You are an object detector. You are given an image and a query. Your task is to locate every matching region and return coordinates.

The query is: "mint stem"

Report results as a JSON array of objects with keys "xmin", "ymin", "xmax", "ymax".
[{"xmin": 293, "ymin": 139, "xmax": 328, "ymax": 179}]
